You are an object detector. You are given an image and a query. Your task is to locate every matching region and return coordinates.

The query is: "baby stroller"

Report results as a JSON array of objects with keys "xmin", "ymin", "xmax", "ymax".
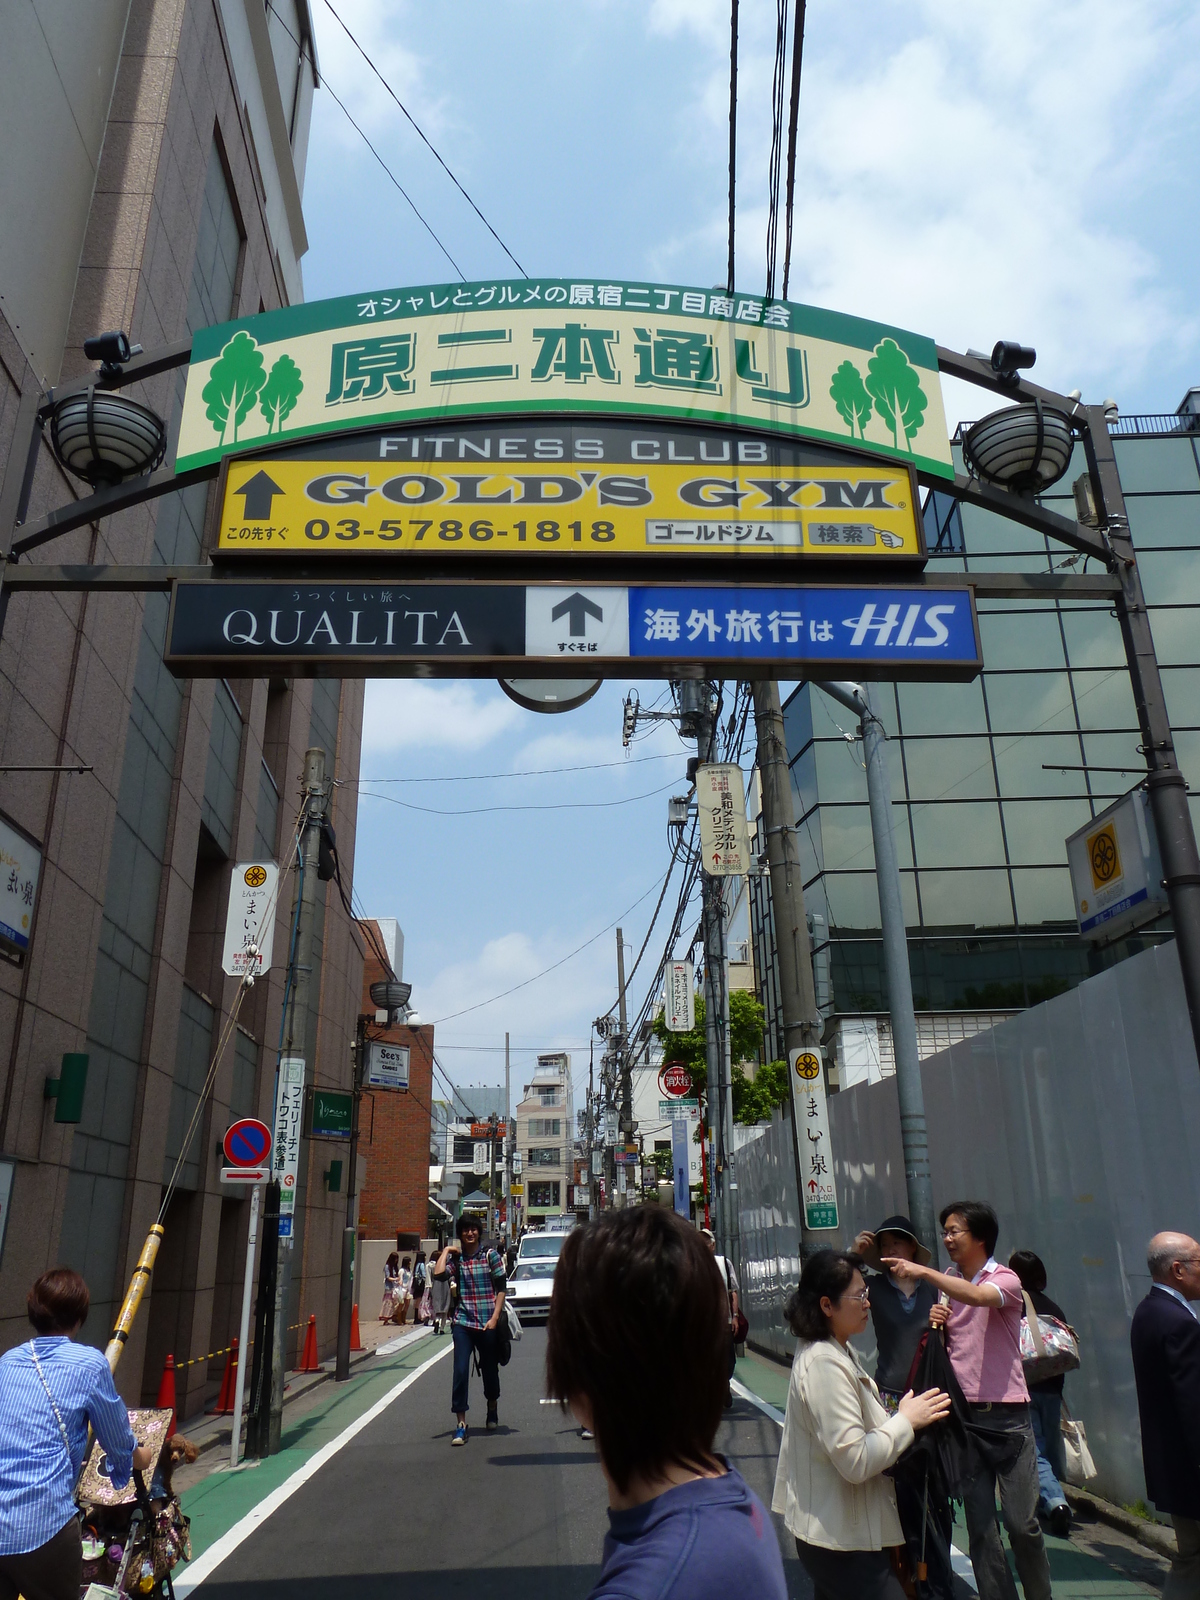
[
  {"xmin": 77, "ymin": 1412, "xmax": 193, "ymax": 1600},
  {"xmin": 429, "ymin": 1268, "xmax": 453, "ymax": 1335}
]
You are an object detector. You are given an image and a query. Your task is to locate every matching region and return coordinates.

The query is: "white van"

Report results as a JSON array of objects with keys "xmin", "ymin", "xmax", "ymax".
[{"xmin": 505, "ymin": 1230, "xmax": 569, "ymax": 1322}]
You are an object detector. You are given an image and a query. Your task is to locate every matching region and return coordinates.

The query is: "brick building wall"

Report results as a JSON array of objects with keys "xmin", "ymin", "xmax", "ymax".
[{"xmin": 355, "ymin": 923, "xmax": 433, "ymax": 1242}]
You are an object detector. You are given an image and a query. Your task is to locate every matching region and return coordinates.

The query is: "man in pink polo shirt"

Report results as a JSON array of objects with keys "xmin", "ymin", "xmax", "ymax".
[{"xmin": 885, "ymin": 1200, "xmax": 1053, "ymax": 1600}]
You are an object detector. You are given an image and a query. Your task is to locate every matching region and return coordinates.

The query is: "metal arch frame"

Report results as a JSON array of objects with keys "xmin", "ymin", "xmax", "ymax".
[{"xmin": 2, "ymin": 333, "xmax": 1199, "ymax": 1063}]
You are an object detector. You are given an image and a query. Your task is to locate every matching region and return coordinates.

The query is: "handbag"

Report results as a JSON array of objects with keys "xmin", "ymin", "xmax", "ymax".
[
  {"xmin": 1060, "ymin": 1399, "xmax": 1097, "ymax": 1483},
  {"xmin": 1020, "ymin": 1292, "xmax": 1081, "ymax": 1383},
  {"xmin": 504, "ymin": 1298, "xmax": 523, "ymax": 1342}
]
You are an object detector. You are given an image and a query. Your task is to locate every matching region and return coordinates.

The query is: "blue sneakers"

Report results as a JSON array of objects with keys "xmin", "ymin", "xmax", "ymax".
[{"xmin": 452, "ymin": 1423, "xmax": 468, "ymax": 1446}]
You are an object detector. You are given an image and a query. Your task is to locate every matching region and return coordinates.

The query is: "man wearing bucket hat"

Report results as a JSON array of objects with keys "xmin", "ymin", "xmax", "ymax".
[
  {"xmin": 853, "ymin": 1217, "xmax": 957, "ymax": 1600},
  {"xmin": 852, "ymin": 1216, "xmax": 938, "ymax": 1402}
]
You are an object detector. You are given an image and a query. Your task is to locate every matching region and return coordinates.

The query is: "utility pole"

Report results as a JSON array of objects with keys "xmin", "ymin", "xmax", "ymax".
[
  {"xmin": 816, "ymin": 681, "xmax": 935, "ymax": 1257},
  {"xmin": 616, "ymin": 928, "xmax": 631, "ymax": 1204},
  {"xmin": 252, "ymin": 745, "xmax": 328, "ymax": 1456},
  {"xmin": 587, "ymin": 1036, "xmax": 597, "ymax": 1221},
  {"xmin": 487, "ymin": 1111, "xmax": 498, "ymax": 1239},
  {"xmin": 504, "ymin": 1033, "xmax": 511, "ymax": 1242},
  {"xmin": 335, "ymin": 1011, "xmax": 366, "ymax": 1382},
  {"xmin": 752, "ymin": 682, "xmax": 823, "ymax": 1257},
  {"xmin": 679, "ymin": 680, "xmax": 729, "ymax": 1251}
]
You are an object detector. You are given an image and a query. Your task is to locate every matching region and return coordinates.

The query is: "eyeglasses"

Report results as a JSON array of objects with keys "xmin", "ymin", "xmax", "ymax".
[
  {"xmin": 845, "ymin": 1289, "xmax": 871, "ymax": 1304},
  {"xmin": 942, "ymin": 1227, "xmax": 969, "ymax": 1239}
]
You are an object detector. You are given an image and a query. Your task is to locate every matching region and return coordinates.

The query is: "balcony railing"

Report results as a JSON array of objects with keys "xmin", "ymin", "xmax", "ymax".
[{"xmin": 952, "ymin": 413, "xmax": 1200, "ymax": 444}]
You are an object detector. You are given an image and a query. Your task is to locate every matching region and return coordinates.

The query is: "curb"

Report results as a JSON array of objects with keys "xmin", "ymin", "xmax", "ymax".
[
  {"xmin": 1064, "ymin": 1485, "xmax": 1177, "ymax": 1559},
  {"xmin": 180, "ymin": 1335, "xmax": 399, "ymax": 1462}
]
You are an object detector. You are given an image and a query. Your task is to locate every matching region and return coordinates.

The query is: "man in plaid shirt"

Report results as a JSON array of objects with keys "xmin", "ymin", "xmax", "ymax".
[{"xmin": 434, "ymin": 1214, "xmax": 507, "ymax": 1445}]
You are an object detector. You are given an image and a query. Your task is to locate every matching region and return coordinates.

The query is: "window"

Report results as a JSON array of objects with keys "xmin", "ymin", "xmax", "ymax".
[
  {"xmin": 528, "ymin": 1147, "xmax": 560, "ymax": 1167},
  {"xmin": 202, "ymin": 682, "xmax": 243, "ymax": 857},
  {"xmin": 903, "ymin": 738, "xmax": 996, "ymax": 801},
  {"xmin": 1060, "ymin": 607, "xmax": 1126, "ymax": 671},
  {"xmin": 529, "ymin": 1118, "xmax": 560, "ymax": 1137},
  {"xmin": 535, "ymin": 1087, "xmax": 561, "ymax": 1106},
  {"xmin": 255, "ymin": 759, "xmax": 279, "ymax": 860},
  {"xmin": 993, "ymin": 734, "xmax": 1083, "ymax": 799},
  {"xmin": 1138, "ymin": 551, "xmax": 1200, "ymax": 607},
  {"xmin": 911, "ymin": 801, "xmax": 1006, "ymax": 869},
  {"xmin": 1127, "ymin": 494, "xmax": 1200, "ymax": 548},
  {"xmin": 977, "ymin": 611, "xmax": 1066, "ymax": 672},
  {"xmin": 897, "ymin": 680, "xmax": 989, "ymax": 737},
  {"xmin": 1001, "ymin": 799, "xmax": 1091, "ymax": 866},
  {"xmin": 917, "ymin": 869, "xmax": 1014, "ymax": 929},
  {"xmin": 984, "ymin": 673, "xmax": 1076, "ymax": 736},
  {"xmin": 529, "ymin": 1182, "xmax": 560, "ymax": 1208}
]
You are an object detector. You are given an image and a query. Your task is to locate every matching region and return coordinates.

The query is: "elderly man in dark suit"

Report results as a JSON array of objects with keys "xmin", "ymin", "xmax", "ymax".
[{"xmin": 1130, "ymin": 1231, "xmax": 1200, "ymax": 1600}]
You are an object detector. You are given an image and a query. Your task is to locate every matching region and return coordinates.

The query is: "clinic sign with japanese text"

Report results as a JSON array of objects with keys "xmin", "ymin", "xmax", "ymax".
[{"xmin": 177, "ymin": 278, "xmax": 953, "ymax": 483}]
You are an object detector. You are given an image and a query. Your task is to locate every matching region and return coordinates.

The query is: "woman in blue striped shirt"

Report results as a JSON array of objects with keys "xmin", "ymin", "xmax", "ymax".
[{"xmin": 0, "ymin": 1268, "xmax": 152, "ymax": 1600}]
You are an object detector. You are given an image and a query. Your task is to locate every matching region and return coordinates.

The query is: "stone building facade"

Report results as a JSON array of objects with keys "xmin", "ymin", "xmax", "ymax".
[{"xmin": 0, "ymin": 0, "xmax": 367, "ymax": 1420}]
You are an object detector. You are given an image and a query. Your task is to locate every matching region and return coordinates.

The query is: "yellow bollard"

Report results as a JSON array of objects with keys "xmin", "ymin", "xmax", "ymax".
[{"xmin": 104, "ymin": 1224, "xmax": 164, "ymax": 1373}]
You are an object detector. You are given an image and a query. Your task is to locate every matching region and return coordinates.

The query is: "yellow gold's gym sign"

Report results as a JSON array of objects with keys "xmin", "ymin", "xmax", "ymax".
[{"xmin": 216, "ymin": 420, "xmax": 923, "ymax": 562}]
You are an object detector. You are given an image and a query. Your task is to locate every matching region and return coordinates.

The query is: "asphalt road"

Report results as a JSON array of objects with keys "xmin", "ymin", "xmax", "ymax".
[{"xmin": 197, "ymin": 1326, "xmax": 813, "ymax": 1600}]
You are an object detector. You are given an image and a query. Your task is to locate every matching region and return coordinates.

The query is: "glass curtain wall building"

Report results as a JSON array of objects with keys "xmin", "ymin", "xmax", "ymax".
[{"xmin": 764, "ymin": 396, "xmax": 1200, "ymax": 1084}]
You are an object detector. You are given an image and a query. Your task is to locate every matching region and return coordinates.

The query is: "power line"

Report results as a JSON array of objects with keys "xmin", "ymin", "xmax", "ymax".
[
  {"xmin": 266, "ymin": 0, "xmax": 465, "ymax": 279},
  {"xmin": 765, "ymin": 0, "xmax": 789, "ymax": 300},
  {"xmin": 428, "ymin": 871, "xmax": 666, "ymax": 1027},
  {"xmin": 321, "ymin": 0, "xmax": 526, "ymax": 276},
  {"xmin": 726, "ymin": 0, "xmax": 740, "ymax": 295},
  {"xmin": 351, "ymin": 751, "xmax": 679, "ymax": 785},
  {"xmin": 357, "ymin": 779, "xmax": 678, "ymax": 817},
  {"xmin": 781, "ymin": 0, "xmax": 807, "ymax": 299}
]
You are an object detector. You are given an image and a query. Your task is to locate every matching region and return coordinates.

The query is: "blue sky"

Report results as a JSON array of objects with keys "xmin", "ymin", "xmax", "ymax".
[{"xmin": 298, "ymin": 0, "xmax": 1200, "ymax": 1102}]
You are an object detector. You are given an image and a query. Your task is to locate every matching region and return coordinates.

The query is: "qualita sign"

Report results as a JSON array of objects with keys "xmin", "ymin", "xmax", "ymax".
[{"xmin": 176, "ymin": 279, "xmax": 953, "ymax": 481}]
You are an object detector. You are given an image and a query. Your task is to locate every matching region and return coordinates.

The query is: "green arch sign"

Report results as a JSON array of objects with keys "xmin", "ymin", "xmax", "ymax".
[{"xmin": 176, "ymin": 277, "xmax": 953, "ymax": 481}]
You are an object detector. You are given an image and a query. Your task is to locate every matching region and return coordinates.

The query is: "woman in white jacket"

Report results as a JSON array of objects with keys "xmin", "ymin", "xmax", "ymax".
[{"xmin": 772, "ymin": 1250, "xmax": 950, "ymax": 1600}]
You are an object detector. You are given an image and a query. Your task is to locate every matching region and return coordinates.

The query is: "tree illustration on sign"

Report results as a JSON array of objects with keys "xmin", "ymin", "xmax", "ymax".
[
  {"xmin": 864, "ymin": 339, "xmax": 927, "ymax": 452},
  {"xmin": 259, "ymin": 354, "xmax": 304, "ymax": 434},
  {"xmin": 202, "ymin": 331, "xmax": 266, "ymax": 445},
  {"xmin": 829, "ymin": 360, "xmax": 873, "ymax": 439}
]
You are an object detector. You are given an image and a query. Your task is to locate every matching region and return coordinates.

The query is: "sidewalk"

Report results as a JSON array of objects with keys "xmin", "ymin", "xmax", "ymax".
[
  {"xmin": 173, "ymin": 1324, "xmax": 449, "ymax": 1587},
  {"xmin": 733, "ymin": 1345, "xmax": 1172, "ymax": 1597}
]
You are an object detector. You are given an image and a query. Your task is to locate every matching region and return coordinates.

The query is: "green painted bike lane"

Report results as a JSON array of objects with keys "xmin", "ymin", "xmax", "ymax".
[
  {"xmin": 177, "ymin": 1331, "xmax": 451, "ymax": 1574},
  {"xmin": 733, "ymin": 1345, "xmax": 1163, "ymax": 1598}
]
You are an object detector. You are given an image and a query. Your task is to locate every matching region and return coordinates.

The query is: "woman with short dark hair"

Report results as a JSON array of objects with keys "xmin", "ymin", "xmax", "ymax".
[
  {"xmin": 0, "ymin": 1268, "xmax": 153, "ymax": 1600},
  {"xmin": 1009, "ymin": 1249, "xmax": 1074, "ymax": 1537},
  {"xmin": 771, "ymin": 1251, "xmax": 950, "ymax": 1600},
  {"xmin": 547, "ymin": 1207, "xmax": 787, "ymax": 1600}
]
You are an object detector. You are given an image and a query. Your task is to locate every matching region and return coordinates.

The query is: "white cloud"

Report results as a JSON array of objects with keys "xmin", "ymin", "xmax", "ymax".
[
  {"xmin": 309, "ymin": 0, "xmax": 455, "ymax": 152},
  {"xmin": 361, "ymin": 680, "xmax": 523, "ymax": 753},
  {"xmin": 646, "ymin": 0, "xmax": 1200, "ymax": 409}
]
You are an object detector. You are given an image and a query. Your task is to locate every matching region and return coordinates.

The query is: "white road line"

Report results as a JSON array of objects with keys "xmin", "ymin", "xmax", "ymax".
[
  {"xmin": 174, "ymin": 1339, "xmax": 453, "ymax": 1596},
  {"xmin": 373, "ymin": 1324, "xmax": 433, "ymax": 1357},
  {"xmin": 729, "ymin": 1376, "xmax": 978, "ymax": 1593},
  {"xmin": 730, "ymin": 1378, "xmax": 785, "ymax": 1426}
]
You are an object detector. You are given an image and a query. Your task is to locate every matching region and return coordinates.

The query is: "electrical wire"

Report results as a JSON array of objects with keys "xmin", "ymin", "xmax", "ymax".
[
  {"xmin": 726, "ymin": 0, "xmax": 740, "ymax": 296},
  {"xmin": 427, "ymin": 870, "xmax": 667, "ymax": 1027},
  {"xmin": 356, "ymin": 779, "xmax": 678, "ymax": 817},
  {"xmin": 156, "ymin": 802, "xmax": 307, "ymax": 1224},
  {"xmin": 350, "ymin": 751, "xmax": 679, "ymax": 784},
  {"xmin": 321, "ymin": 0, "xmax": 526, "ymax": 276},
  {"xmin": 780, "ymin": 0, "xmax": 807, "ymax": 299},
  {"xmin": 266, "ymin": 0, "xmax": 465, "ymax": 279},
  {"xmin": 765, "ymin": 0, "xmax": 789, "ymax": 300}
]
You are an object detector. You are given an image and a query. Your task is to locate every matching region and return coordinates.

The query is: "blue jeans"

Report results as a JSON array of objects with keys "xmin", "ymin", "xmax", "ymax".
[
  {"xmin": 451, "ymin": 1322, "xmax": 499, "ymax": 1415},
  {"xmin": 1028, "ymin": 1389, "xmax": 1068, "ymax": 1513}
]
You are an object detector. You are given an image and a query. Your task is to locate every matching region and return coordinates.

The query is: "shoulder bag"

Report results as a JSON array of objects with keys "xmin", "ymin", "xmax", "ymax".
[
  {"xmin": 1019, "ymin": 1291, "xmax": 1081, "ymax": 1383},
  {"xmin": 1060, "ymin": 1397, "xmax": 1097, "ymax": 1483},
  {"xmin": 28, "ymin": 1341, "xmax": 85, "ymax": 1507}
]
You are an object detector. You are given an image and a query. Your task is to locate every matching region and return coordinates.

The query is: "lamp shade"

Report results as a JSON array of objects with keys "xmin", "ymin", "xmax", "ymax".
[
  {"xmin": 48, "ymin": 387, "xmax": 167, "ymax": 487},
  {"xmin": 370, "ymin": 979, "xmax": 411, "ymax": 1010},
  {"xmin": 961, "ymin": 400, "xmax": 1074, "ymax": 493}
]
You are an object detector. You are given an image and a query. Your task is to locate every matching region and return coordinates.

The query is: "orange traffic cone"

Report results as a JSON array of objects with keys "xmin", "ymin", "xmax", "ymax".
[
  {"xmin": 214, "ymin": 1337, "xmax": 239, "ymax": 1415},
  {"xmin": 156, "ymin": 1354, "xmax": 177, "ymax": 1438},
  {"xmin": 350, "ymin": 1303, "xmax": 362, "ymax": 1352},
  {"xmin": 299, "ymin": 1313, "xmax": 320, "ymax": 1372}
]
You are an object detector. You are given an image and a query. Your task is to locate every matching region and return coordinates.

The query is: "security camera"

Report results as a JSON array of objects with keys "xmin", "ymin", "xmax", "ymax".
[
  {"xmin": 990, "ymin": 342, "xmax": 1036, "ymax": 382},
  {"xmin": 83, "ymin": 331, "xmax": 133, "ymax": 374}
]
